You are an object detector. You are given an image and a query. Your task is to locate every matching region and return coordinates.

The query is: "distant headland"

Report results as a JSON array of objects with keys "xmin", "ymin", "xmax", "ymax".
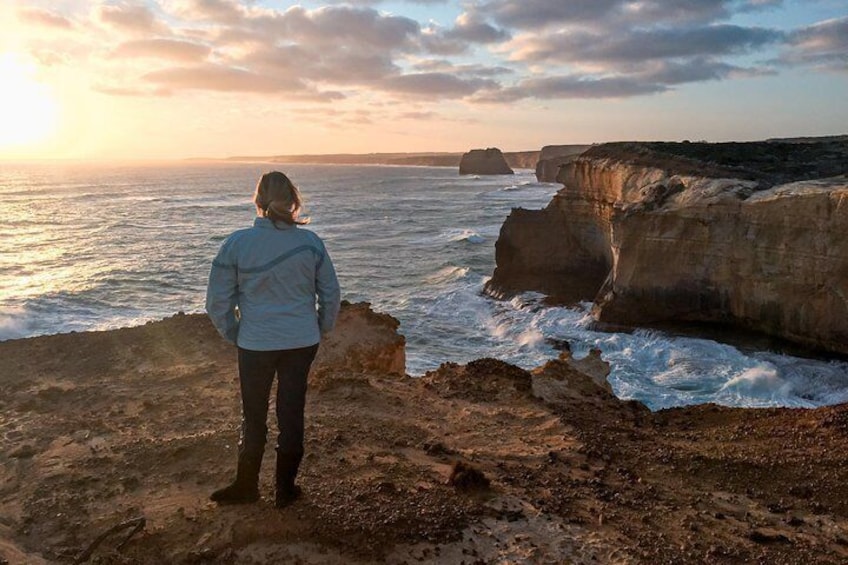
[{"xmin": 188, "ymin": 150, "xmax": 544, "ymax": 170}]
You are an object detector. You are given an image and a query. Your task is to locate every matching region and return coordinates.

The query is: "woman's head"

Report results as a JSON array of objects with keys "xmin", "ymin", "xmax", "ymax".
[{"xmin": 253, "ymin": 171, "xmax": 309, "ymax": 226}]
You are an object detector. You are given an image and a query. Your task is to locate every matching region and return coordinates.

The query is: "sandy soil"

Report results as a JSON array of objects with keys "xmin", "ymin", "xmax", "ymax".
[{"xmin": 2, "ymin": 304, "xmax": 848, "ymax": 564}]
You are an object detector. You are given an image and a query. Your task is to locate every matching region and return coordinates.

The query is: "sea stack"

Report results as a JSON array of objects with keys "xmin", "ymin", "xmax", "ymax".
[
  {"xmin": 459, "ymin": 148, "xmax": 514, "ymax": 175},
  {"xmin": 487, "ymin": 138, "xmax": 848, "ymax": 355}
]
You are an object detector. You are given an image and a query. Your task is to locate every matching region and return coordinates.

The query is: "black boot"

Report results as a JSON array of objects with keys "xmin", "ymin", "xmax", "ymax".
[
  {"xmin": 275, "ymin": 451, "xmax": 302, "ymax": 508},
  {"xmin": 210, "ymin": 452, "xmax": 262, "ymax": 504}
]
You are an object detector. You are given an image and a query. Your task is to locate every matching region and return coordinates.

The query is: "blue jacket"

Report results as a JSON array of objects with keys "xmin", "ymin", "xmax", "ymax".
[{"xmin": 206, "ymin": 217, "xmax": 341, "ymax": 351}]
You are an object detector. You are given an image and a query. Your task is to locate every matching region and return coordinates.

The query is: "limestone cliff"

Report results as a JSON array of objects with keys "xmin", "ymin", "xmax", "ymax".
[
  {"xmin": 503, "ymin": 150, "xmax": 540, "ymax": 170},
  {"xmin": 459, "ymin": 148, "xmax": 514, "ymax": 175},
  {"xmin": 534, "ymin": 144, "xmax": 592, "ymax": 182},
  {"xmin": 487, "ymin": 139, "xmax": 848, "ymax": 354}
]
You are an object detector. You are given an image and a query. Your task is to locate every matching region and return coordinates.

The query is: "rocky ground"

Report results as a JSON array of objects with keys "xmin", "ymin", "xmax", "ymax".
[{"xmin": 2, "ymin": 304, "xmax": 848, "ymax": 564}]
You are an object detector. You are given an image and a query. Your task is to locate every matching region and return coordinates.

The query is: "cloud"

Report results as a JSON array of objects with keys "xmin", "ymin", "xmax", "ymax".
[
  {"xmin": 418, "ymin": 10, "xmax": 510, "ymax": 55},
  {"xmin": 17, "ymin": 8, "xmax": 73, "ymax": 29},
  {"xmin": 780, "ymin": 16, "xmax": 848, "ymax": 72},
  {"xmin": 637, "ymin": 58, "xmax": 775, "ymax": 84},
  {"xmin": 94, "ymin": 2, "xmax": 164, "ymax": 34},
  {"xmin": 112, "ymin": 39, "xmax": 212, "ymax": 62},
  {"xmin": 380, "ymin": 72, "xmax": 498, "ymax": 98},
  {"xmin": 161, "ymin": 0, "xmax": 245, "ymax": 25},
  {"xmin": 15, "ymin": 0, "xmax": 834, "ymax": 107},
  {"xmin": 507, "ymin": 25, "xmax": 782, "ymax": 66},
  {"xmin": 476, "ymin": 74, "xmax": 668, "ymax": 102},
  {"xmin": 29, "ymin": 49, "xmax": 71, "ymax": 67},
  {"xmin": 397, "ymin": 111, "xmax": 438, "ymax": 120},
  {"xmin": 444, "ymin": 12, "xmax": 510, "ymax": 43},
  {"xmin": 92, "ymin": 84, "xmax": 173, "ymax": 97},
  {"xmin": 478, "ymin": 0, "xmax": 783, "ymax": 29},
  {"xmin": 142, "ymin": 64, "xmax": 345, "ymax": 101},
  {"xmin": 261, "ymin": 6, "xmax": 421, "ymax": 52},
  {"xmin": 246, "ymin": 44, "xmax": 399, "ymax": 83},
  {"xmin": 412, "ymin": 59, "xmax": 514, "ymax": 78}
]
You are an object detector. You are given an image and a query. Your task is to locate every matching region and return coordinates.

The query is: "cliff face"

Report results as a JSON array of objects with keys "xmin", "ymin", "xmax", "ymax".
[
  {"xmin": 459, "ymin": 148, "xmax": 514, "ymax": 175},
  {"xmin": 534, "ymin": 144, "xmax": 592, "ymax": 182},
  {"xmin": 503, "ymin": 150, "xmax": 540, "ymax": 170},
  {"xmin": 488, "ymin": 140, "xmax": 848, "ymax": 354}
]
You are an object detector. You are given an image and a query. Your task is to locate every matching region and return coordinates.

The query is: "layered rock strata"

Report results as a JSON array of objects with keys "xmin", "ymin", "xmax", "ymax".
[
  {"xmin": 459, "ymin": 147, "xmax": 514, "ymax": 175},
  {"xmin": 487, "ymin": 139, "xmax": 848, "ymax": 354},
  {"xmin": 534, "ymin": 144, "xmax": 592, "ymax": 182}
]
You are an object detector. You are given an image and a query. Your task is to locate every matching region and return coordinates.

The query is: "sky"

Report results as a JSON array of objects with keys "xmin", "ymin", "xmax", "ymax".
[{"xmin": 1, "ymin": 0, "xmax": 846, "ymax": 159}]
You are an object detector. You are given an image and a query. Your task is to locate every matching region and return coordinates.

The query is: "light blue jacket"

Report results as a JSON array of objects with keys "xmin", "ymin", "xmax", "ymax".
[{"xmin": 206, "ymin": 217, "xmax": 341, "ymax": 351}]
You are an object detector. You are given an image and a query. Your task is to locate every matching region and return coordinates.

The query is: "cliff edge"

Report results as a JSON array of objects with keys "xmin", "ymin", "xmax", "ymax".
[
  {"xmin": 487, "ymin": 138, "xmax": 848, "ymax": 355},
  {"xmin": 3, "ymin": 306, "xmax": 848, "ymax": 563}
]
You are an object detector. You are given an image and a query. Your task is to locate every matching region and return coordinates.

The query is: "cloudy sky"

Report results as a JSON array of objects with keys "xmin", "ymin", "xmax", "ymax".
[{"xmin": 1, "ymin": 0, "xmax": 846, "ymax": 159}]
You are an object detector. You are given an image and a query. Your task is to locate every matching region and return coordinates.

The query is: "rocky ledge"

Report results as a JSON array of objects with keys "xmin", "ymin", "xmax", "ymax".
[
  {"xmin": 487, "ymin": 138, "xmax": 848, "ymax": 355},
  {"xmin": 3, "ymin": 306, "xmax": 848, "ymax": 563}
]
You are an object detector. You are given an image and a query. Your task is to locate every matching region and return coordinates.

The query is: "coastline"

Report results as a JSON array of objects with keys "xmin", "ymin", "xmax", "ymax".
[{"xmin": 3, "ymin": 306, "xmax": 848, "ymax": 563}]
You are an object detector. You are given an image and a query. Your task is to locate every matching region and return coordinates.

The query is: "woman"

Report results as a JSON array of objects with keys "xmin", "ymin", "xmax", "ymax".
[{"xmin": 206, "ymin": 171, "xmax": 341, "ymax": 508}]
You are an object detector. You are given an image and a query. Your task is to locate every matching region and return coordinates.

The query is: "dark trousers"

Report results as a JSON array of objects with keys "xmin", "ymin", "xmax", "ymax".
[{"xmin": 237, "ymin": 344, "xmax": 319, "ymax": 461}]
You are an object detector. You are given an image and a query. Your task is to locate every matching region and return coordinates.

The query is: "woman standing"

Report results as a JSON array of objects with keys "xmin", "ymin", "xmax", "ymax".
[{"xmin": 206, "ymin": 171, "xmax": 341, "ymax": 508}]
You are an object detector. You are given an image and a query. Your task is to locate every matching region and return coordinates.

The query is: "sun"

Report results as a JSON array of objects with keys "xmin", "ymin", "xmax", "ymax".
[{"xmin": 0, "ymin": 53, "xmax": 59, "ymax": 149}]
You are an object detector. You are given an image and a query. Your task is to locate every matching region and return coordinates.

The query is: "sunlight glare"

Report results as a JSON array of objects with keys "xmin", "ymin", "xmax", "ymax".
[{"xmin": 0, "ymin": 53, "xmax": 59, "ymax": 148}]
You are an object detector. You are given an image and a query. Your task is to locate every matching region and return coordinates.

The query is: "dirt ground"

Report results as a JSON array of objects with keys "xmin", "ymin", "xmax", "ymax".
[{"xmin": 2, "ymin": 304, "xmax": 848, "ymax": 564}]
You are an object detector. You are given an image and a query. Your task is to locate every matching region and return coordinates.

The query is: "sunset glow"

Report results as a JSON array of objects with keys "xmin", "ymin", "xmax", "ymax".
[
  {"xmin": 1, "ymin": 1, "xmax": 846, "ymax": 160},
  {"xmin": 0, "ymin": 53, "xmax": 59, "ymax": 149}
]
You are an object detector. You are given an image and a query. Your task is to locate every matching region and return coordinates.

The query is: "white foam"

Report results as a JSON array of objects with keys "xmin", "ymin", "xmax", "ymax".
[
  {"xmin": 0, "ymin": 307, "xmax": 31, "ymax": 341},
  {"xmin": 425, "ymin": 266, "xmax": 470, "ymax": 284},
  {"xmin": 446, "ymin": 229, "xmax": 486, "ymax": 244},
  {"xmin": 717, "ymin": 365, "xmax": 796, "ymax": 406}
]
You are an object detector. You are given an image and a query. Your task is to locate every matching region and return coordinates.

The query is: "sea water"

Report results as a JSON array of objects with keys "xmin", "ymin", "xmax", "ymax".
[{"xmin": 2, "ymin": 161, "xmax": 848, "ymax": 411}]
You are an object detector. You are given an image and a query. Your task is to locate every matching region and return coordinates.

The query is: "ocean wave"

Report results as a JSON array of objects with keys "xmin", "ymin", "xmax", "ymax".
[
  {"xmin": 449, "ymin": 230, "xmax": 485, "ymax": 244},
  {"xmin": 502, "ymin": 180, "xmax": 535, "ymax": 191},
  {"xmin": 425, "ymin": 266, "xmax": 471, "ymax": 284},
  {"xmin": 0, "ymin": 306, "xmax": 31, "ymax": 341}
]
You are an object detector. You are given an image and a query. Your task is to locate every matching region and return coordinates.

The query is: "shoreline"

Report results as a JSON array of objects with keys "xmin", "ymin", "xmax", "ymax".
[{"xmin": 5, "ymin": 309, "xmax": 848, "ymax": 410}]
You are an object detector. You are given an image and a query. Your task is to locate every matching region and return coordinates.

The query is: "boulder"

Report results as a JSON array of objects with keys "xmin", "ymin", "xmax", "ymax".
[
  {"xmin": 487, "ymin": 139, "xmax": 848, "ymax": 354},
  {"xmin": 459, "ymin": 148, "xmax": 514, "ymax": 175}
]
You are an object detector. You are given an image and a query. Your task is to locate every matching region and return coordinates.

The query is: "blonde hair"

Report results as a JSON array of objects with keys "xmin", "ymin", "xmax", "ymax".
[{"xmin": 253, "ymin": 171, "xmax": 309, "ymax": 226}]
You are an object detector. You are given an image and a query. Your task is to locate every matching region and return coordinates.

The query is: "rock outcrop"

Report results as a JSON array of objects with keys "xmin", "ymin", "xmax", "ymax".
[
  {"xmin": 535, "ymin": 144, "xmax": 592, "ymax": 182},
  {"xmin": 5, "ymin": 306, "xmax": 848, "ymax": 563},
  {"xmin": 487, "ymin": 139, "xmax": 848, "ymax": 354},
  {"xmin": 459, "ymin": 147, "xmax": 514, "ymax": 175},
  {"xmin": 316, "ymin": 300, "xmax": 406, "ymax": 376}
]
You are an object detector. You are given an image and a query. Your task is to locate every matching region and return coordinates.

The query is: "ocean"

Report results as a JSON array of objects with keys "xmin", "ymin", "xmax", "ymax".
[{"xmin": 2, "ymin": 160, "xmax": 848, "ymax": 410}]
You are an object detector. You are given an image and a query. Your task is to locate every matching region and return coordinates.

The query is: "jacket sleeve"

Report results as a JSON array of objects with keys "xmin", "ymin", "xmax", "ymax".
[
  {"xmin": 315, "ymin": 239, "xmax": 341, "ymax": 335},
  {"xmin": 206, "ymin": 238, "xmax": 239, "ymax": 345}
]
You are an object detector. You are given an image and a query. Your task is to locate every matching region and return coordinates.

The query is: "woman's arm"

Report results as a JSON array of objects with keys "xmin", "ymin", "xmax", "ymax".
[
  {"xmin": 206, "ymin": 240, "xmax": 240, "ymax": 345},
  {"xmin": 315, "ymin": 241, "xmax": 341, "ymax": 336}
]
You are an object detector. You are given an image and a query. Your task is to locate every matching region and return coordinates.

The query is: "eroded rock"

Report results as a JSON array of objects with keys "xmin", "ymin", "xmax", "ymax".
[
  {"xmin": 459, "ymin": 148, "xmax": 514, "ymax": 176},
  {"xmin": 488, "ymin": 139, "xmax": 848, "ymax": 354}
]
